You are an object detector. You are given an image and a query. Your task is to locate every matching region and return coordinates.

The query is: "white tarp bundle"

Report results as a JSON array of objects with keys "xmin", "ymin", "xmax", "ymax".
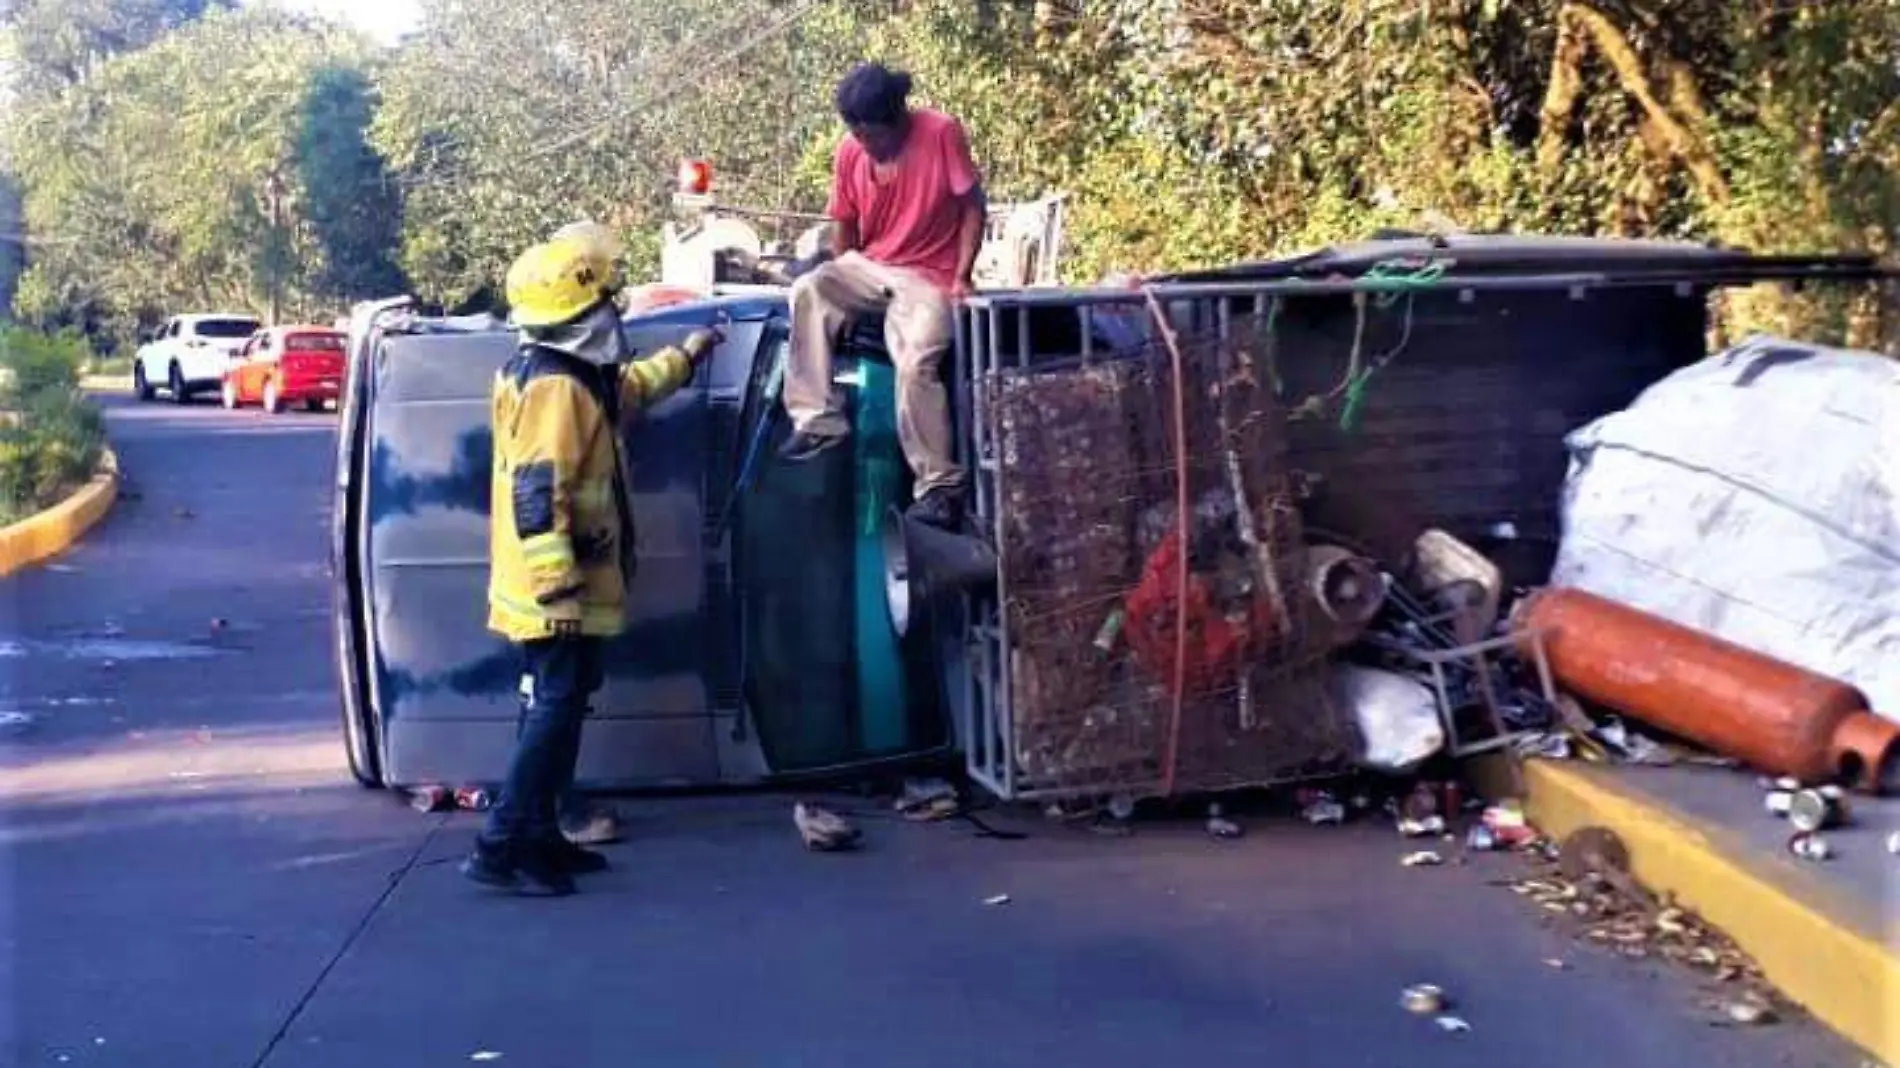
[{"xmin": 1552, "ymin": 334, "xmax": 1900, "ymax": 721}]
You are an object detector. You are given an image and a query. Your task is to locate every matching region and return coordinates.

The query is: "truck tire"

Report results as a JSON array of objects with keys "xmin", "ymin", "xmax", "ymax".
[
  {"xmin": 168, "ymin": 363, "xmax": 189, "ymax": 405},
  {"xmin": 133, "ymin": 362, "xmax": 155, "ymax": 401}
]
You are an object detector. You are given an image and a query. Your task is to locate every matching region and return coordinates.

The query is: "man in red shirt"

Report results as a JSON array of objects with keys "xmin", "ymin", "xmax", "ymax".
[{"xmin": 779, "ymin": 63, "xmax": 986, "ymax": 529}]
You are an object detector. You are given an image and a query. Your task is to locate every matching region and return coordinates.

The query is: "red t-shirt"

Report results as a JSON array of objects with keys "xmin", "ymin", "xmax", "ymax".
[{"xmin": 825, "ymin": 109, "xmax": 982, "ymax": 292}]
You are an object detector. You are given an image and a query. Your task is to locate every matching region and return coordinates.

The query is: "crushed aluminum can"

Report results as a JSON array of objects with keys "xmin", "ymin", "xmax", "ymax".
[
  {"xmin": 455, "ymin": 786, "xmax": 493, "ymax": 812},
  {"xmin": 1400, "ymin": 984, "xmax": 1446, "ymax": 1015},
  {"xmin": 1774, "ymin": 776, "xmax": 1802, "ymax": 791},
  {"xmin": 1786, "ymin": 788, "xmax": 1843, "ymax": 833},
  {"xmin": 1465, "ymin": 825, "xmax": 1498, "ymax": 852},
  {"xmin": 1887, "ymin": 831, "xmax": 1900, "ymax": 857},
  {"xmin": 1481, "ymin": 802, "xmax": 1537, "ymax": 847},
  {"xmin": 1763, "ymin": 790, "xmax": 1793, "ymax": 817},
  {"xmin": 1400, "ymin": 850, "xmax": 1444, "ymax": 867},
  {"xmin": 1300, "ymin": 794, "xmax": 1347, "ymax": 825},
  {"xmin": 1397, "ymin": 815, "xmax": 1446, "ymax": 838},
  {"xmin": 409, "ymin": 785, "xmax": 452, "ymax": 813},
  {"xmin": 1787, "ymin": 831, "xmax": 1831, "ymax": 861},
  {"xmin": 1435, "ymin": 1015, "xmax": 1472, "ymax": 1034}
]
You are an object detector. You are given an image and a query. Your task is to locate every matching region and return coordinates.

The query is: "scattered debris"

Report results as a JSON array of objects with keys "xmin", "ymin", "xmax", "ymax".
[
  {"xmin": 1786, "ymin": 788, "xmax": 1846, "ymax": 833},
  {"xmin": 1397, "ymin": 816, "xmax": 1446, "ymax": 838},
  {"xmin": 1434, "ymin": 1015, "xmax": 1472, "ymax": 1034},
  {"xmin": 1298, "ymin": 788, "xmax": 1346, "ymax": 825},
  {"xmin": 1543, "ymin": 957, "xmax": 1568, "ymax": 970},
  {"xmin": 1400, "ymin": 850, "xmax": 1444, "ymax": 867},
  {"xmin": 455, "ymin": 786, "xmax": 492, "ymax": 812},
  {"xmin": 0, "ymin": 710, "xmax": 35, "ymax": 736},
  {"xmin": 1787, "ymin": 831, "xmax": 1831, "ymax": 862},
  {"xmin": 1717, "ymin": 997, "xmax": 1777, "ymax": 1027},
  {"xmin": 1480, "ymin": 801, "xmax": 1537, "ymax": 848},
  {"xmin": 895, "ymin": 777, "xmax": 960, "ymax": 822},
  {"xmin": 1886, "ymin": 831, "xmax": 1900, "ymax": 856},
  {"xmin": 1504, "ymin": 826, "xmax": 1782, "ymax": 1013},
  {"xmin": 983, "ymin": 893, "xmax": 1012, "ymax": 907},
  {"xmin": 1400, "ymin": 984, "xmax": 1446, "ymax": 1015},
  {"xmin": 1763, "ymin": 790, "xmax": 1793, "ymax": 817},
  {"xmin": 1205, "ymin": 802, "xmax": 1244, "ymax": 839},
  {"xmin": 793, "ymin": 802, "xmax": 862, "ymax": 852},
  {"xmin": 470, "ymin": 1052, "xmax": 504, "ymax": 1063},
  {"xmin": 1465, "ymin": 825, "xmax": 1498, "ymax": 852},
  {"xmin": 409, "ymin": 785, "xmax": 452, "ymax": 813}
]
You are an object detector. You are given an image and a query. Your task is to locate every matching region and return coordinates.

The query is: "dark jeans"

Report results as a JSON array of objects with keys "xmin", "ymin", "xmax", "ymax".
[{"xmin": 483, "ymin": 636, "xmax": 604, "ymax": 846}]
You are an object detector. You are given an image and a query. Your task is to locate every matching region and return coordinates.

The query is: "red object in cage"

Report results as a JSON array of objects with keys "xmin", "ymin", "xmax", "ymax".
[{"xmin": 1122, "ymin": 527, "xmax": 1282, "ymax": 697}]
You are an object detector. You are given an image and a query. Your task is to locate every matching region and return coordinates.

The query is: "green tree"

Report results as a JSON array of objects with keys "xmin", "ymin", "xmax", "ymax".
[
  {"xmin": 7, "ymin": 7, "xmax": 383, "ymax": 346},
  {"xmin": 2, "ymin": 0, "xmax": 234, "ymax": 93},
  {"xmin": 372, "ymin": 0, "xmax": 863, "ymax": 309},
  {"xmin": 296, "ymin": 64, "xmax": 408, "ymax": 302}
]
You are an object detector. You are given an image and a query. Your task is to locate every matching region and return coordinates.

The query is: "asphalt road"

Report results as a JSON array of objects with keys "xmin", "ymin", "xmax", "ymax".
[{"xmin": 0, "ymin": 394, "xmax": 1871, "ymax": 1068}]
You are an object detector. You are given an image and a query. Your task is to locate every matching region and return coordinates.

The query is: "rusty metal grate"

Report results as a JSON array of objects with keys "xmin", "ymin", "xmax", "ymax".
[{"xmin": 969, "ymin": 309, "xmax": 1359, "ymax": 801}]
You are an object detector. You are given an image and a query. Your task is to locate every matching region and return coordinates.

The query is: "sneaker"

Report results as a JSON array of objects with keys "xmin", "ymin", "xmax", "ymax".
[
  {"xmin": 779, "ymin": 430, "xmax": 847, "ymax": 463},
  {"xmin": 545, "ymin": 837, "xmax": 611, "ymax": 875},
  {"xmin": 906, "ymin": 486, "xmax": 966, "ymax": 530},
  {"xmin": 560, "ymin": 808, "xmax": 623, "ymax": 847}
]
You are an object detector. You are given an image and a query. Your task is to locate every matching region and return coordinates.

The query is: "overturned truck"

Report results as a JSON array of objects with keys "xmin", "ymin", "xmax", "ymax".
[{"xmin": 330, "ymin": 234, "xmax": 1889, "ymax": 803}]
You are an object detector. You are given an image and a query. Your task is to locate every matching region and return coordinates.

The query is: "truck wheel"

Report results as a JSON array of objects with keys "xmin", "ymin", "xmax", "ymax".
[
  {"xmin": 168, "ymin": 363, "xmax": 189, "ymax": 405},
  {"xmin": 304, "ymin": 398, "xmax": 325, "ymax": 413},
  {"xmin": 133, "ymin": 363, "xmax": 154, "ymax": 401}
]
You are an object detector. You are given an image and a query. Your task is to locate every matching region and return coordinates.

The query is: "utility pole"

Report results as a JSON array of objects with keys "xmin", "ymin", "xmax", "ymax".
[{"xmin": 264, "ymin": 169, "xmax": 286, "ymax": 326}]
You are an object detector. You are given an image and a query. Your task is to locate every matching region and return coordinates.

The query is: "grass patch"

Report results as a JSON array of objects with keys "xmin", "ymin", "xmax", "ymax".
[{"xmin": 0, "ymin": 327, "xmax": 106, "ymax": 525}]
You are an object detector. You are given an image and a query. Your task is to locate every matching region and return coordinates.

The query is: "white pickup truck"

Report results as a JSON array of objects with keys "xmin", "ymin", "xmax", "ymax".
[{"xmin": 133, "ymin": 312, "xmax": 262, "ymax": 403}]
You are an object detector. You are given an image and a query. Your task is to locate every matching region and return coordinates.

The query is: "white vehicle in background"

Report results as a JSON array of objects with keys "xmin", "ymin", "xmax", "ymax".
[{"xmin": 133, "ymin": 312, "xmax": 262, "ymax": 403}]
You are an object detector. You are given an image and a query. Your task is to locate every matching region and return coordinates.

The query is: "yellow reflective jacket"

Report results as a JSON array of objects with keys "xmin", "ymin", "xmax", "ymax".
[{"xmin": 486, "ymin": 342, "xmax": 694, "ymax": 642}]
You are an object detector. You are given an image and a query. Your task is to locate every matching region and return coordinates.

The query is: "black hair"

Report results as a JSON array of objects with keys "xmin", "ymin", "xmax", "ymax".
[{"xmin": 833, "ymin": 62, "xmax": 913, "ymax": 126}]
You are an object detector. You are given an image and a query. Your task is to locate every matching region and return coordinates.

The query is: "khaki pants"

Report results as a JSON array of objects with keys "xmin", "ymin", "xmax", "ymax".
[{"xmin": 783, "ymin": 252, "xmax": 963, "ymax": 494}]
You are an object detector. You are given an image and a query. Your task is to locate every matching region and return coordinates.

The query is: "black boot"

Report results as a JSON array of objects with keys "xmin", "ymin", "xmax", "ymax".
[
  {"xmin": 460, "ymin": 838, "xmax": 577, "ymax": 897},
  {"xmin": 543, "ymin": 836, "xmax": 611, "ymax": 875},
  {"xmin": 906, "ymin": 486, "xmax": 967, "ymax": 530}
]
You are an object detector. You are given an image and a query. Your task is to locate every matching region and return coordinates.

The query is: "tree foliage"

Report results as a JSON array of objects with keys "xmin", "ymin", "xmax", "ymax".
[
  {"xmin": 0, "ymin": 0, "xmax": 1894, "ymax": 350},
  {"xmin": 6, "ymin": 7, "xmax": 380, "ymax": 347}
]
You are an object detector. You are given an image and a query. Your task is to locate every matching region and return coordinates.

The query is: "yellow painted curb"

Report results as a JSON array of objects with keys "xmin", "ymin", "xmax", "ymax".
[
  {"xmin": 1522, "ymin": 758, "xmax": 1900, "ymax": 1063},
  {"xmin": 0, "ymin": 446, "xmax": 118, "ymax": 577}
]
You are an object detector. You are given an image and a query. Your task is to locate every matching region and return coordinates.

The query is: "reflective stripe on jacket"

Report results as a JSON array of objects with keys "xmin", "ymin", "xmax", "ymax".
[{"xmin": 486, "ymin": 342, "xmax": 694, "ymax": 642}]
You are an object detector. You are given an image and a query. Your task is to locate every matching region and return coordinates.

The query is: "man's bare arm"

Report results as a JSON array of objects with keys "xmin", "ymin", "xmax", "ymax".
[
  {"xmin": 831, "ymin": 218, "xmax": 861, "ymax": 258},
  {"xmin": 953, "ymin": 195, "xmax": 984, "ymax": 295}
]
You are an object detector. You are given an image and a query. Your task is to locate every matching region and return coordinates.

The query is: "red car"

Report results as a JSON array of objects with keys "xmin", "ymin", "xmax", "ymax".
[{"xmin": 221, "ymin": 326, "xmax": 346, "ymax": 413}]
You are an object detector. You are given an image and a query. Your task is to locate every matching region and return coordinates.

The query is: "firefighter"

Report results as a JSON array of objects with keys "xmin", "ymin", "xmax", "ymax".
[{"xmin": 461, "ymin": 234, "xmax": 719, "ymax": 897}]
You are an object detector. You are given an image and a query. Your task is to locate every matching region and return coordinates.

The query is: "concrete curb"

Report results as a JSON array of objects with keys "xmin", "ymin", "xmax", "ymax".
[
  {"xmin": 0, "ymin": 446, "xmax": 118, "ymax": 578},
  {"xmin": 1522, "ymin": 758, "xmax": 1899, "ymax": 1064}
]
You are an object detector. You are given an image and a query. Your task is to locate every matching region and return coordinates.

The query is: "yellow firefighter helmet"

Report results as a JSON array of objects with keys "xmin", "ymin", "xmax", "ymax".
[{"xmin": 505, "ymin": 236, "xmax": 613, "ymax": 329}]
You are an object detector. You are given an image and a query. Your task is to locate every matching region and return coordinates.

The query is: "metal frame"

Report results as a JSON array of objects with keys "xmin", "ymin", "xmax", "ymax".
[{"xmin": 951, "ymin": 263, "xmax": 1866, "ymax": 800}]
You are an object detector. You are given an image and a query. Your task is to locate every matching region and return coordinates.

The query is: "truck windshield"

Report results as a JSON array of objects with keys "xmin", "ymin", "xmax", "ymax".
[{"xmin": 196, "ymin": 319, "xmax": 260, "ymax": 339}]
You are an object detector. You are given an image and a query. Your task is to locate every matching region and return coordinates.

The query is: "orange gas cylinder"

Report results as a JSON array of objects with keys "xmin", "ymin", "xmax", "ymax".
[{"xmin": 1516, "ymin": 587, "xmax": 1900, "ymax": 794}]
